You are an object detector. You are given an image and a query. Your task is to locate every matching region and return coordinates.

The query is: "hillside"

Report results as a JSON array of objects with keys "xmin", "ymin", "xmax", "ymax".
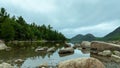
[
  {"xmin": 70, "ymin": 33, "xmax": 96, "ymax": 43},
  {"xmin": 0, "ymin": 8, "xmax": 66, "ymax": 41},
  {"xmin": 104, "ymin": 26, "xmax": 120, "ymax": 40}
]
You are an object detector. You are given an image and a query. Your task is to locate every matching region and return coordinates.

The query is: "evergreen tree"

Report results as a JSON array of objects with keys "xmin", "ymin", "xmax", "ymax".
[{"xmin": 0, "ymin": 7, "xmax": 66, "ymax": 42}]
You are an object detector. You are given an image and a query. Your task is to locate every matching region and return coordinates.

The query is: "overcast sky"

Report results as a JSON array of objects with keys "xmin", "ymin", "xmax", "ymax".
[{"xmin": 0, "ymin": 0, "xmax": 120, "ymax": 38}]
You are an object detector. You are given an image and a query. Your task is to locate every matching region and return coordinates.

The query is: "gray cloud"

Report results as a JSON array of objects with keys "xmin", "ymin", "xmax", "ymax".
[{"xmin": 0, "ymin": 0, "xmax": 120, "ymax": 38}]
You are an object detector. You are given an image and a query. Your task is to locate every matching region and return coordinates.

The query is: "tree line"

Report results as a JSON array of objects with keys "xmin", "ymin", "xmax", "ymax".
[{"xmin": 0, "ymin": 8, "xmax": 66, "ymax": 42}]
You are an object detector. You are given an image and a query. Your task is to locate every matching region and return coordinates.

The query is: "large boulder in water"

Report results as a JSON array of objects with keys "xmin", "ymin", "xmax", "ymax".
[
  {"xmin": 58, "ymin": 47, "xmax": 74, "ymax": 54},
  {"xmin": 81, "ymin": 41, "xmax": 91, "ymax": 49},
  {"xmin": 58, "ymin": 57, "xmax": 105, "ymax": 68},
  {"xmin": 91, "ymin": 41, "xmax": 120, "ymax": 51}
]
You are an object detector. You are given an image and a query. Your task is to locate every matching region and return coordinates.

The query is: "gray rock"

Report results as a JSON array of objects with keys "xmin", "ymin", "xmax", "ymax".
[
  {"xmin": 81, "ymin": 41, "xmax": 91, "ymax": 49},
  {"xmin": 58, "ymin": 47, "xmax": 74, "ymax": 54},
  {"xmin": 91, "ymin": 41, "xmax": 120, "ymax": 51},
  {"xmin": 111, "ymin": 54, "xmax": 120, "ymax": 62},
  {"xmin": 0, "ymin": 62, "xmax": 14, "ymax": 68},
  {"xmin": 78, "ymin": 47, "xmax": 82, "ymax": 50},
  {"xmin": 35, "ymin": 46, "xmax": 48, "ymax": 52},
  {"xmin": 56, "ymin": 43, "xmax": 60, "ymax": 46},
  {"xmin": 64, "ymin": 43, "xmax": 71, "ymax": 48},
  {"xmin": 14, "ymin": 59, "xmax": 24, "ymax": 64},
  {"xmin": 39, "ymin": 63, "xmax": 48, "ymax": 68},
  {"xmin": 98, "ymin": 50, "xmax": 112, "ymax": 56},
  {"xmin": 58, "ymin": 57, "xmax": 105, "ymax": 68},
  {"xmin": 47, "ymin": 47, "xmax": 56, "ymax": 52},
  {"xmin": 113, "ymin": 50, "xmax": 120, "ymax": 56},
  {"xmin": 73, "ymin": 43, "xmax": 81, "ymax": 49},
  {"xmin": 0, "ymin": 43, "xmax": 8, "ymax": 50}
]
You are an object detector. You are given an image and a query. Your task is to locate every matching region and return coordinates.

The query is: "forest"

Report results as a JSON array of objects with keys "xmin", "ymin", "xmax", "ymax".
[{"xmin": 0, "ymin": 8, "xmax": 66, "ymax": 42}]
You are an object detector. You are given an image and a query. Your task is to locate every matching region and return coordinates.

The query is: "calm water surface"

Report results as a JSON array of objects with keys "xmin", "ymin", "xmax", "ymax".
[
  {"xmin": 0, "ymin": 42, "xmax": 89, "ymax": 68},
  {"xmin": 0, "ymin": 42, "xmax": 120, "ymax": 68}
]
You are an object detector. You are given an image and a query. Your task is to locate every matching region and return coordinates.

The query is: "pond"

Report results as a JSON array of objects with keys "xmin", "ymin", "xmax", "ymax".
[
  {"xmin": 0, "ymin": 42, "xmax": 89, "ymax": 68},
  {"xmin": 0, "ymin": 42, "xmax": 120, "ymax": 68}
]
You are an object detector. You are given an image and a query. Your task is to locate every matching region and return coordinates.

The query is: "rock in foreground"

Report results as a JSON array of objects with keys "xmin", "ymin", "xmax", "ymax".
[{"xmin": 58, "ymin": 57, "xmax": 105, "ymax": 68}]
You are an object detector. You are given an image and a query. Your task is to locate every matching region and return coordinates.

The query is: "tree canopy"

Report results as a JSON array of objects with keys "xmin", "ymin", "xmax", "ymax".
[{"xmin": 0, "ymin": 8, "xmax": 66, "ymax": 42}]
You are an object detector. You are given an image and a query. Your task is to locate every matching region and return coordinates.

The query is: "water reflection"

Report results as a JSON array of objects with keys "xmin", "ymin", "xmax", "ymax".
[
  {"xmin": 0, "ymin": 42, "xmax": 89, "ymax": 68},
  {"xmin": 1, "ymin": 42, "xmax": 120, "ymax": 68}
]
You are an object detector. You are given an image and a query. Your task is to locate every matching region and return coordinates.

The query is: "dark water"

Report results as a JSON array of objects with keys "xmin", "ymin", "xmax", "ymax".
[
  {"xmin": 0, "ymin": 42, "xmax": 89, "ymax": 68},
  {"xmin": 0, "ymin": 42, "xmax": 120, "ymax": 68}
]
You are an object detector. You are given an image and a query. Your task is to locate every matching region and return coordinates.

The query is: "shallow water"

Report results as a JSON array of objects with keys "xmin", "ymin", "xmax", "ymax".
[
  {"xmin": 0, "ymin": 42, "xmax": 120, "ymax": 68},
  {"xmin": 0, "ymin": 42, "xmax": 89, "ymax": 68}
]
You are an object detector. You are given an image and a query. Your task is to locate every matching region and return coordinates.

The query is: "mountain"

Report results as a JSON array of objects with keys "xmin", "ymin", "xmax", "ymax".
[
  {"xmin": 104, "ymin": 26, "xmax": 120, "ymax": 40},
  {"xmin": 70, "ymin": 33, "xmax": 96, "ymax": 43}
]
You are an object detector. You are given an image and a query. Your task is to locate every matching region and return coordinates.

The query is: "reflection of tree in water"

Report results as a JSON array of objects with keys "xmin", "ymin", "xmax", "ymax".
[{"xmin": 0, "ymin": 42, "xmax": 64, "ymax": 67}]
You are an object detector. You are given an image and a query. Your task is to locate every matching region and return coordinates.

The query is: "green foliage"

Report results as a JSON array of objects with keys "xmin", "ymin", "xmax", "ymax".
[
  {"xmin": 0, "ymin": 7, "xmax": 66, "ymax": 42},
  {"xmin": 70, "ymin": 34, "xmax": 96, "ymax": 43},
  {"xmin": 1, "ymin": 17, "xmax": 15, "ymax": 41},
  {"xmin": 103, "ymin": 26, "xmax": 120, "ymax": 41}
]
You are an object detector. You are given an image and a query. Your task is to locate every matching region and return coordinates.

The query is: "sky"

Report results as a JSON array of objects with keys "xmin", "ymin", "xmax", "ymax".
[{"xmin": 0, "ymin": 0, "xmax": 120, "ymax": 38}]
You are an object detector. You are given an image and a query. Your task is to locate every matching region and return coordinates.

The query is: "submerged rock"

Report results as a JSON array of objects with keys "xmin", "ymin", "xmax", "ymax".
[
  {"xmin": 59, "ymin": 52, "xmax": 74, "ymax": 57},
  {"xmin": 58, "ymin": 47, "xmax": 74, "ymax": 54},
  {"xmin": 35, "ymin": 46, "xmax": 48, "ymax": 52},
  {"xmin": 47, "ymin": 47, "xmax": 56, "ymax": 52},
  {"xmin": 0, "ymin": 62, "xmax": 14, "ymax": 68},
  {"xmin": 58, "ymin": 57, "xmax": 105, "ymax": 68}
]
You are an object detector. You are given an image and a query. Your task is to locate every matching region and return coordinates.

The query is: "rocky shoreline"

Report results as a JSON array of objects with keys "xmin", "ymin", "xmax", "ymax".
[{"xmin": 1, "ymin": 40, "xmax": 120, "ymax": 68}]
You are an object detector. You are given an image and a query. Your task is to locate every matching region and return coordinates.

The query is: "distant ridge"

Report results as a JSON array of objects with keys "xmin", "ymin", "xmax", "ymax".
[
  {"xmin": 70, "ymin": 33, "xmax": 96, "ymax": 43},
  {"xmin": 70, "ymin": 26, "xmax": 120, "ymax": 43},
  {"xmin": 104, "ymin": 26, "xmax": 120, "ymax": 40}
]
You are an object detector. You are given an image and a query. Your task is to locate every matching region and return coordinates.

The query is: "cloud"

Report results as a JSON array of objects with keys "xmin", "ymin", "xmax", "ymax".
[
  {"xmin": 0, "ymin": 0, "xmax": 57, "ymax": 14},
  {"xmin": 60, "ymin": 20, "xmax": 120, "ymax": 38},
  {"xmin": 0, "ymin": 0, "xmax": 120, "ymax": 38}
]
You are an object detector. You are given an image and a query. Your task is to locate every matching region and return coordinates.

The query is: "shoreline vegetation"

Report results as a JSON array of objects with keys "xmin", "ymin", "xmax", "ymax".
[{"xmin": 0, "ymin": 7, "xmax": 66, "ymax": 42}]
